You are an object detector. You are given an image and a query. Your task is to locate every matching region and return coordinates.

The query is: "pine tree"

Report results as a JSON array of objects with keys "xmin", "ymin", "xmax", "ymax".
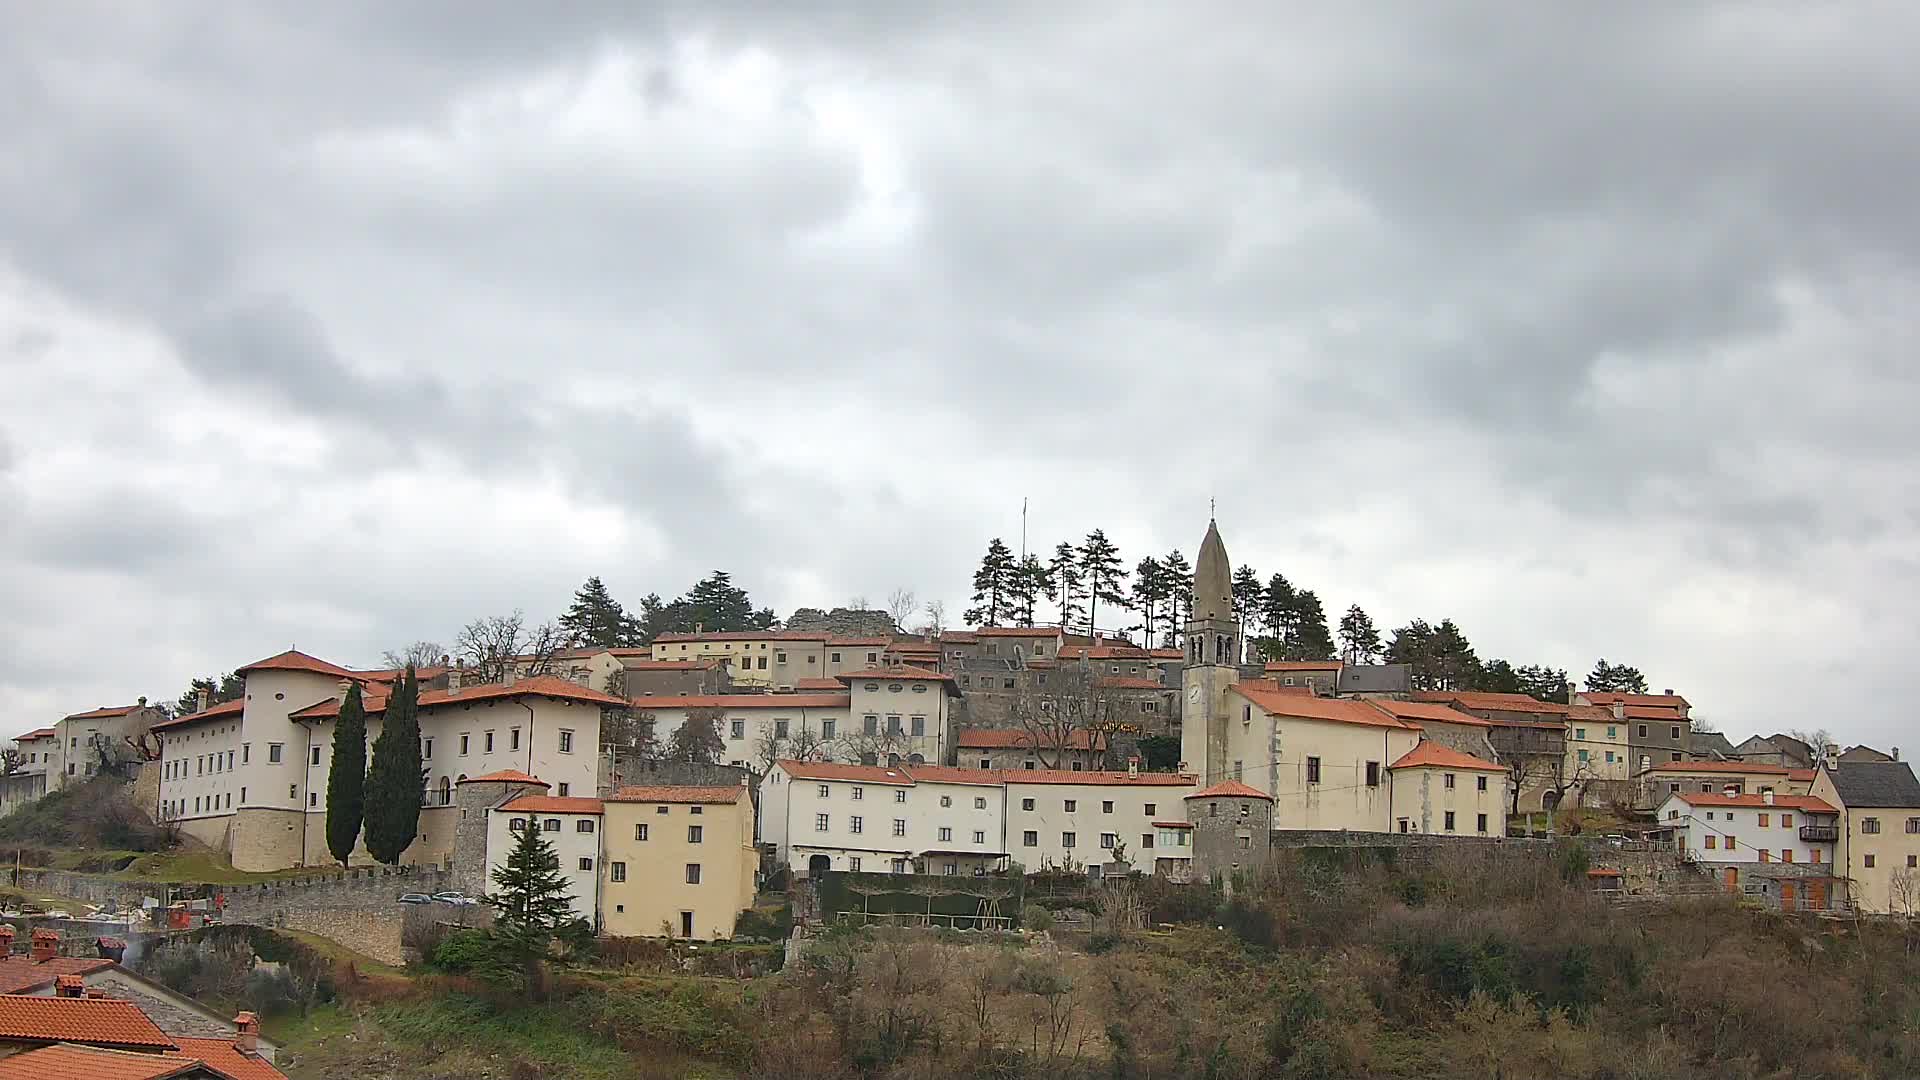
[
  {"xmin": 1129, "ymin": 556, "xmax": 1167, "ymax": 646},
  {"xmin": 1517, "ymin": 664, "xmax": 1571, "ymax": 703},
  {"xmin": 1160, "ymin": 549, "xmax": 1193, "ymax": 647},
  {"xmin": 363, "ymin": 667, "xmax": 424, "ymax": 864},
  {"xmin": 1048, "ymin": 542, "xmax": 1084, "ymax": 631},
  {"xmin": 1430, "ymin": 620, "xmax": 1480, "ymax": 691},
  {"xmin": 325, "ymin": 682, "xmax": 368, "ymax": 866},
  {"xmin": 558, "ymin": 576, "xmax": 639, "ymax": 648},
  {"xmin": 484, "ymin": 818, "xmax": 581, "ymax": 993},
  {"xmin": 1260, "ymin": 574, "xmax": 1297, "ymax": 659},
  {"xmin": 1288, "ymin": 590, "xmax": 1335, "ymax": 661},
  {"xmin": 1078, "ymin": 530, "xmax": 1127, "ymax": 638},
  {"xmin": 1230, "ymin": 566, "xmax": 1264, "ymax": 633},
  {"xmin": 1338, "ymin": 605, "xmax": 1382, "ymax": 664},
  {"xmin": 684, "ymin": 571, "xmax": 761, "ymax": 632},
  {"xmin": 1008, "ymin": 555, "xmax": 1050, "ymax": 627},
  {"xmin": 1386, "ymin": 619, "xmax": 1437, "ymax": 690},
  {"xmin": 1475, "ymin": 658, "xmax": 1523, "ymax": 694},
  {"xmin": 1587, "ymin": 659, "xmax": 1648, "ymax": 694},
  {"xmin": 172, "ymin": 673, "xmax": 244, "ymax": 718},
  {"xmin": 966, "ymin": 538, "xmax": 1017, "ymax": 627}
]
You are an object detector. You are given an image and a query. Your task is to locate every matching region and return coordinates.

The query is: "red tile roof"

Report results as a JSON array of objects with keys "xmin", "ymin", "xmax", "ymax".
[
  {"xmin": 937, "ymin": 631, "xmax": 978, "ymax": 644},
  {"xmin": 606, "ymin": 785, "xmax": 748, "ymax": 805},
  {"xmin": 1672, "ymin": 792, "xmax": 1836, "ymax": 813},
  {"xmin": 1366, "ymin": 700, "xmax": 1492, "ymax": 728},
  {"xmin": 650, "ymin": 631, "xmax": 828, "ymax": 643},
  {"xmin": 1149, "ymin": 649, "xmax": 1183, "ymax": 659},
  {"xmin": 1232, "ymin": 685, "xmax": 1421, "ymax": 731},
  {"xmin": 168, "ymin": 1038, "xmax": 289, "ymax": 1080},
  {"xmin": 1095, "ymin": 677, "xmax": 1166, "ymax": 691},
  {"xmin": 149, "ymin": 698, "xmax": 245, "ymax": 732},
  {"xmin": 625, "ymin": 693, "xmax": 852, "ymax": 711},
  {"xmin": 1151, "ymin": 821, "xmax": 1194, "ymax": 829},
  {"xmin": 13, "ymin": 728, "xmax": 55, "ymax": 742},
  {"xmin": 834, "ymin": 665, "xmax": 954, "ymax": 683},
  {"xmin": 615, "ymin": 657, "xmax": 722, "ymax": 670},
  {"xmin": 234, "ymin": 649, "xmax": 356, "ymax": 680},
  {"xmin": 1262, "ymin": 661, "xmax": 1343, "ymax": 673},
  {"xmin": 60, "ymin": 706, "xmax": 145, "ymax": 722},
  {"xmin": 0, "ymin": 1044, "xmax": 210, "ymax": 1080},
  {"xmin": 0, "ymin": 957, "xmax": 115, "ymax": 996},
  {"xmin": 775, "ymin": 761, "xmax": 914, "ymax": 785},
  {"xmin": 0, "ymin": 995, "xmax": 175, "ymax": 1050},
  {"xmin": 1787, "ymin": 768, "xmax": 1817, "ymax": 783},
  {"xmin": 1649, "ymin": 760, "xmax": 1791, "ymax": 775},
  {"xmin": 1621, "ymin": 705, "xmax": 1686, "ymax": 721},
  {"xmin": 289, "ymin": 676, "xmax": 626, "ymax": 721},
  {"xmin": 1003, "ymin": 769, "xmax": 1195, "ymax": 787},
  {"xmin": 1413, "ymin": 690, "xmax": 1570, "ymax": 716},
  {"xmin": 827, "ymin": 637, "xmax": 892, "ymax": 647},
  {"xmin": 973, "ymin": 627, "xmax": 1063, "ymax": 637},
  {"xmin": 1390, "ymin": 742, "xmax": 1507, "ymax": 773},
  {"xmin": 1582, "ymin": 691, "xmax": 1690, "ymax": 709},
  {"xmin": 499, "ymin": 796, "xmax": 604, "ymax": 815},
  {"xmin": 1060, "ymin": 644, "xmax": 1154, "ymax": 661},
  {"xmin": 791, "ymin": 678, "xmax": 844, "ymax": 691},
  {"xmin": 456, "ymin": 770, "xmax": 548, "ymax": 787},
  {"xmin": 955, "ymin": 729, "xmax": 1103, "ymax": 751},
  {"xmin": 894, "ymin": 765, "xmax": 1005, "ymax": 787},
  {"xmin": 1186, "ymin": 780, "xmax": 1273, "ymax": 801}
]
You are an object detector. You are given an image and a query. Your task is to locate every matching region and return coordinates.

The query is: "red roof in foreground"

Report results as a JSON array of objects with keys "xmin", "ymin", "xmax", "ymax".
[
  {"xmin": 0, "ymin": 1044, "xmax": 205, "ymax": 1080},
  {"xmin": 1186, "ymin": 780, "xmax": 1273, "ymax": 801},
  {"xmin": 776, "ymin": 760, "xmax": 915, "ymax": 785},
  {"xmin": 1390, "ymin": 742, "xmax": 1507, "ymax": 773},
  {"xmin": 170, "ymin": 1037, "xmax": 290, "ymax": 1080},
  {"xmin": 1672, "ymin": 792, "xmax": 1837, "ymax": 813},
  {"xmin": 500, "ymin": 796, "xmax": 604, "ymax": 815},
  {"xmin": 0, "ymin": 956, "xmax": 115, "ymax": 995},
  {"xmin": 235, "ymin": 649, "xmax": 357, "ymax": 680},
  {"xmin": 606, "ymin": 785, "xmax": 748, "ymax": 805},
  {"xmin": 0, "ymin": 995, "xmax": 176, "ymax": 1050},
  {"xmin": 791, "ymin": 678, "xmax": 844, "ymax": 691},
  {"xmin": 456, "ymin": 770, "xmax": 549, "ymax": 787},
  {"xmin": 1787, "ymin": 768, "xmax": 1817, "ymax": 783},
  {"xmin": 1367, "ymin": 700, "xmax": 1493, "ymax": 727}
]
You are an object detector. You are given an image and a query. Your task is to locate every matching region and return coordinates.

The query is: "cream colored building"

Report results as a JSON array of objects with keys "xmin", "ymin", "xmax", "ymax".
[
  {"xmin": 1809, "ymin": 760, "xmax": 1920, "ymax": 915},
  {"xmin": 1387, "ymin": 742, "xmax": 1509, "ymax": 837},
  {"xmin": 1222, "ymin": 681, "xmax": 1424, "ymax": 832},
  {"xmin": 1636, "ymin": 760, "xmax": 1794, "ymax": 810},
  {"xmin": 488, "ymin": 795, "xmax": 604, "ymax": 924},
  {"xmin": 763, "ymin": 760, "xmax": 1010, "ymax": 877},
  {"xmin": 600, "ymin": 785, "xmax": 758, "ymax": 939},
  {"xmin": 1564, "ymin": 703, "xmax": 1630, "ymax": 785},
  {"xmin": 647, "ymin": 632, "xmax": 835, "ymax": 690},
  {"xmin": 629, "ymin": 692, "xmax": 851, "ymax": 771},
  {"xmin": 46, "ymin": 701, "xmax": 167, "ymax": 787},
  {"xmin": 1004, "ymin": 768, "xmax": 1197, "ymax": 873}
]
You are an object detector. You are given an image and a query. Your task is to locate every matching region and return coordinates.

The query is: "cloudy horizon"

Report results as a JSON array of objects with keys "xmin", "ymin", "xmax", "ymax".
[{"xmin": 3, "ymin": 2, "xmax": 1917, "ymax": 750}]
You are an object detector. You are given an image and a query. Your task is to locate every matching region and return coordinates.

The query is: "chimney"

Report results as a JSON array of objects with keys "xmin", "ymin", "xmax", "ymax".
[
  {"xmin": 84, "ymin": 988, "xmax": 109, "ymax": 999},
  {"xmin": 1894, "ymin": 747, "xmax": 1901, "ymax": 762},
  {"xmin": 1128, "ymin": 756, "xmax": 1140, "ymax": 779},
  {"xmin": 1565, "ymin": 681, "xmax": 1577, "ymax": 704},
  {"xmin": 502, "ymin": 665, "xmax": 517, "ymax": 688},
  {"xmin": 1723, "ymin": 784, "xmax": 1739, "ymax": 799},
  {"xmin": 54, "ymin": 975, "xmax": 84, "ymax": 997},
  {"xmin": 95, "ymin": 936, "xmax": 126, "ymax": 963},
  {"xmin": 1763, "ymin": 790, "xmax": 1775, "ymax": 805},
  {"xmin": 1826, "ymin": 743, "xmax": 1840, "ymax": 763},
  {"xmin": 31, "ymin": 929, "xmax": 60, "ymax": 962},
  {"xmin": 196, "ymin": 687, "xmax": 210, "ymax": 713},
  {"xmin": 440, "ymin": 653, "xmax": 451, "ymax": 669},
  {"xmin": 0, "ymin": 925, "xmax": 15, "ymax": 954},
  {"xmin": 1663, "ymin": 688, "xmax": 1673, "ymax": 697},
  {"xmin": 1611, "ymin": 702, "xmax": 1625, "ymax": 721},
  {"xmin": 137, "ymin": 696, "xmax": 147, "ymax": 707},
  {"xmin": 447, "ymin": 664, "xmax": 461, "ymax": 696},
  {"xmin": 233, "ymin": 1012, "xmax": 260, "ymax": 1056}
]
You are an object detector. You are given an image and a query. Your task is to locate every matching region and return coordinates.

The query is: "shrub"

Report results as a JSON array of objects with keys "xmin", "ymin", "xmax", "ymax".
[
  {"xmin": 1021, "ymin": 904, "xmax": 1055, "ymax": 932},
  {"xmin": 734, "ymin": 904, "xmax": 792, "ymax": 942}
]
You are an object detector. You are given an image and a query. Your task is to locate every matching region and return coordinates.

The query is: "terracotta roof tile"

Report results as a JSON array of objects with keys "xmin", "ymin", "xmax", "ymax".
[
  {"xmin": 1648, "ymin": 760, "xmax": 1791, "ymax": 775},
  {"xmin": 234, "ymin": 649, "xmax": 356, "ymax": 680},
  {"xmin": 650, "ymin": 631, "xmax": 828, "ymax": 643},
  {"xmin": 627, "ymin": 693, "xmax": 851, "ymax": 711},
  {"xmin": 1581, "ymin": 691, "xmax": 1690, "ymax": 709},
  {"xmin": 149, "ymin": 699, "xmax": 245, "ymax": 732},
  {"xmin": 1672, "ymin": 792, "xmax": 1837, "ymax": 813},
  {"xmin": 13, "ymin": 727, "xmax": 56, "ymax": 741},
  {"xmin": 774, "ymin": 761, "xmax": 914, "ymax": 785},
  {"xmin": 606, "ymin": 785, "xmax": 747, "ymax": 805},
  {"xmin": 937, "ymin": 631, "xmax": 978, "ymax": 644},
  {"xmin": 0, "ymin": 958, "xmax": 116, "ymax": 996},
  {"xmin": 1413, "ymin": 690, "xmax": 1570, "ymax": 716},
  {"xmin": 1787, "ymin": 768, "xmax": 1817, "ymax": 783},
  {"xmin": 1186, "ymin": 780, "xmax": 1273, "ymax": 801},
  {"xmin": 896, "ymin": 765, "xmax": 1005, "ymax": 787},
  {"xmin": 1148, "ymin": 648, "xmax": 1183, "ymax": 659},
  {"xmin": 0, "ymin": 1044, "xmax": 212, "ymax": 1080},
  {"xmin": 790, "ymin": 678, "xmax": 844, "ymax": 691},
  {"xmin": 1002, "ymin": 769, "xmax": 1195, "ymax": 787},
  {"xmin": 826, "ymin": 637, "xmax": 892, "ymax": 647},
  {"xmin": 499, "ymin": 796, "xmax": 604, "ymax": 815},
  {"xmin": 0, "ymin": 995, "xmax": 175, "ymax": 1050},
  {"xmin": 59, "ymin": 706, "xmax": 144, "ymax": 722},
  {"xmin": 1232, "ymin": 685, "xmax": 1420, "ymax": 730},
  {"xmin": 168, "ymin": 1038, "xmax": 288, "ymax": 1080},
  {"xmin": 1366, "ymin": 700, "xmax": 1493, "ymax": 727},
  {"xmin": 1390, "ymin": 742, "xmax": 1507, "ymax": 772},
  {"xmin": 290, "ymin": 676, "xmax": 626, "ymax": 721},
  {"xmin": 455, "ymin": 770, "xmax": 548, "ymax": 787}
]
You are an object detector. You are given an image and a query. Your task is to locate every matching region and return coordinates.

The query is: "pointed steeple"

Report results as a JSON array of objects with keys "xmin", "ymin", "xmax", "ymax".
[{"xmin": 1192, "ymin": 519, "xmax": 1232, "ymax": 623}]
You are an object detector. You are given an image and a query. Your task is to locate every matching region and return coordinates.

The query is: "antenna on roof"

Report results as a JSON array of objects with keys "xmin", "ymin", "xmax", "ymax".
[{"xmin": 1021, "ymin": 497, "xmax": 1028, "ymax": 561}]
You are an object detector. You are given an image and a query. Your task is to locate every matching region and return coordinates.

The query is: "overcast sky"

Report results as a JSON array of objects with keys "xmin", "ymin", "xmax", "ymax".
[{"xmin": 3, "ymin": 3, "xmax": 1917, "ymax": 751}]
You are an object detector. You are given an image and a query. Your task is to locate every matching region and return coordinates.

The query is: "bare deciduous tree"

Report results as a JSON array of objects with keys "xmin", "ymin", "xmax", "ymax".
[
  {"xmin": 840, "ymin": 722, "xmax": 912, "ymax": 767},
  {"xmin": 753, "ymin": 721, "xmax": 831, "ymax": 775},
  {"xmin": 382, "ymin": 640, "xmax": 446, "ymax": 670},
  {"xmin": 0, "ymin": 747, "xmax": 22, "ymax": 776},
  {"xmin": 454, "ymin": 610, "xmax": 566, "ymax": 684},
  {"xmin": 1010, "ymin": 663, "xmax": 1118, "ymax": 770},
  {"xmin": 919, "ymin": 599, "xmax": 947, "ymax": 637},
  {"xmin": 886, "ymin": 588, "xmax": 918, "ymax": 631}
]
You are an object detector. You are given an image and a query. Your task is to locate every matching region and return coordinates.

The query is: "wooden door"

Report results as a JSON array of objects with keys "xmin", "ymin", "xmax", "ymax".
[
  {"xmin": 1722, "ymin": 867, "xmax": 1738, "ymax": 893},
  {"xmin": 1780, "ymin": 881, "xmax": 1797, "ymax": 912},
  {"xmin": 1807, "ymin": 880, "xmax": 1827, "ymax": 910}
]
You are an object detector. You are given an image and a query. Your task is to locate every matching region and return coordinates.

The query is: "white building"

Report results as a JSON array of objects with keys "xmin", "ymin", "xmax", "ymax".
[
  {"xmin": 46, "ymin": 702, "xmax": 167, "ymax": 786},
  {"xmin": 629, "ymin": 692, "xmax": 851, "ymax": 770},
  {"xmin": 763, "ymin": 760, "xmax": 1008, "ymax": 878},
  {"xmin": 1658, "ymin": 790, "xmax": 1840, "ymax": 869},
  {"xmin": 488, "ymin": 794, "xmax": 604, "ymax": 926},
  {"xmin": 1004, "ymin": 768, "xmax": 1197, "ymax": 873}
]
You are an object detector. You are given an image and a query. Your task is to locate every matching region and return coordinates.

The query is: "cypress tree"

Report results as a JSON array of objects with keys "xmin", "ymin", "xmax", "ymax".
[
  {"xmin": 324, "ymin": 682, "xmax": 368, "ymax": 865},
  {"xmin": 363, "ymin": 666, "xmax": 424, "ymax": 864}
]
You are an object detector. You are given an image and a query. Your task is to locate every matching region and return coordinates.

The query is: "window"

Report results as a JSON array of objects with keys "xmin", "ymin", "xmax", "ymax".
[
  {"xmin": 980, "ymin": 759, "xmax": 991, "ymax": 769},
  {"xmin": 851, "ymin": 787, "xmax": 864, "ymax": 801},
  {"xmin": 1477, "ymin": 814, "xmax": 1488, "ymax": 833},
  {"xmin": 1670, "ymin": 726, "xmax": 1681, "ymax": 740},
  {"xmin": 887, "ymin": 715, "xmax": 902, "ymax": 734},
  {"xmin": 685, "ymin": 864, "xmax": 702, "ymax": 884},
  {"xmin": 240, "ymin": 786, "xmax": 246, "ymax": 801},
  {"xmin": 1445, "ymin": 811, "xmax": 1455, "ymax": 832},
  {"xmin": 288, "ymin": 785, "xmax": 297, "ymax": 799},
  {"xmin": 485, "ymin": 731, "xmax": 495, "ymax": 753},
  {"xmin": 910, "ymin": 716, "xmax": 925, "ymax": 736},
  {"xmin": 1021, "ymin": 797, "xmax": 1035, "ymax": 811},
  {"xmin": 939, "ymin": 827, "xmax": 953, "ymax": 842},
  {"xmin": 1575, "ymin": 728, "xmax": 1586, "ymax": 741},
  {"xmin": 1307, "ymin": 757, "xmax": 1321, "ymax": 784},
  {"xmin": 1863, "ymin": 854, "xmax": 1875, "ymax": 868},
  {"xmin": 974, "ymin": 796, "xmax": 987, "ymax": 809},
  {"xmin": 579, "ymin": 857, "xmax": 594, "ymax": 871},
  {"xmin": 849, "ymin": 857, "xmax": 862, "ymax": 872},
  {"xmin": 688, "ymin": 825, "xmax": 703, "ymax": 843},
  {"xmin": 1101, "ymin": 833, "xmax": 1117, "ymax": 849},
  {"xmin": 1062, "ymin": 832, "xmax": 1076, "ymax": 849},
  {"xmin": 940, "ymin": 795, "xmax": 952, "ymax": 808},
  {"xmin": 268, "ymin": 743, "xmax": 283, "ymax": 763},
  {"xmin": 1605, "ymin": 752, "xmax": 1615, "ymax": 763},
  {"xmin": 1023, "ymin": 830, "xmax": 1038, "ymax": 847},
  {"xmin": 775, "ymin": 651, "xmax": 787, "ymax": 663},
  {"xmin": 1863, "ymin": 817, "xmax": 1882, "ymax": 834},
  {"xmin": 1810, "ymin": 849, "xmax": 1823, "ymax": 863},
  {"xmin": 732, "ymin": 720, "xmax": 746, "ymax": 740},
  {"xmin": 422, "ymin": 738, "xmax": 433, "ymax": 760},
  {"xmin": 864, "ymin": 715, "xmax": 879, "ymax": 735},
  {"xmin": 822, "ymin": 720, "xmax": 835, "ymax": 740},
  {"xmin": 1477, "ymin": 775, "xmax": 1488, "ymax": 792},
  {"xmin": 558, "ymin": 783, "xmax": 570, "ymax": 797},
  {"xmin": 1578, "ymin": 749, "xmax": 1589, "ymax": 763},
  {"xmin": 817, "ymin": 784, "xmax": 832, "ymax": 798},
  {"xmin": 815, "ymin": 813, "xmax": 830, "ymax": 832},
  {"xmin": 1103, "ymin": 800, "xmax": 1115, "ymax": 814},
  {"xmin": 1064, "ymin": 799, "xmax": 1077, "ymax": 812},
  {"xmin": 576, "ymin": 819, "xmax": 595, "ymax": 833},
  {"xmin": 1365, "ymin": 762, "xmax": 1380, "ymax": 787},
  {"xmin": 460, "ymin": 734, "xmax": 470, "ymax": 755},
  {"xmin": 850, "ymin": 816, "xmax": 863, "ymax": 834},
  {"xmin": 610, "ymin": 862, "xmax": 626, "ymax": 882},
  {"xmin": 1781, "ymin": 849, "xmax": 1794, "ymax": 863},
  {"xmin": 1071, "ymin": 761, "xmax": 1084, "ymax": 772},
  {"xmin": 893, "ymin": 819, "xmax": 906, "ymax": 836},
  {"xmin": 1705, "ymin": 835, "xmax": 1716, "ymax": 850},
  {"xmin": 831, "ymin": 652, "xmax": 841, "ymax": 663},
  {"xmin": 544, "ymin": 818, "xmax": 561, "ymax": 832},
  {"xmin": 973, "ymin": 830, "xmax": 986, "ymax": 844},
  {"xmin": 1909, "ymin": 855, "xmax": 1918, "ymax": 868},
  {"xmin": 635, "ymin": 823, "xmax": 649, "ymax": 840},
  {"xmin": 1232, "ymin": 760, "xmax": 1243, "ymax": 780},
  {"xmin": 775, "ymin": 719, "xmax": 789, "ymax": 739},
  {"xmin": 1144, "ymin": 803, "xmax": 1157, "ymax": 816},
  {"xmin": 311, "ymin": 745, "xmax": 322, "ymax": 766},
  {"xmin": 1782, "ymin": 814, "xmax": 1793, "ymax": 828},
  {"xmin": 558, "ymin": 730, "xmax": 574, "ymax": 753},
  {"xmin": 1907, "ymin": 817, "xmax": 1920, "ymax": 834},
  {"xmin": 894, "ymin": 790, "xmax": 907, "ymax": 804},
  {"xmin": 757, "ymin": 657, "xmax": 767, "ymax": 670}
]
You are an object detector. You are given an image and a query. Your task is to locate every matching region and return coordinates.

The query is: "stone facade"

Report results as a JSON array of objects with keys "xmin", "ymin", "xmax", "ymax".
[
  {"xmin": 216, "ymin": 865, "xmax": 449, "ymax": 967},
  {"xmin": 1189, "ymin": 792, "xmax": 1272, "ymax": 886},
  {"xmin": 451, "ymin": 777, "xmax": 547, "ymax": 896}
]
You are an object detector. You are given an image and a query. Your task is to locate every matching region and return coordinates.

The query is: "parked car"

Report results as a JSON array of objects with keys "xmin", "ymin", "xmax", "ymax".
[
  {"xmin": 397, "ymin": 893, "xmax": 432, "ymax": 905},
  {"xmin": 431, "ymin": 891, "xmax": 479, "ymax": 906}
]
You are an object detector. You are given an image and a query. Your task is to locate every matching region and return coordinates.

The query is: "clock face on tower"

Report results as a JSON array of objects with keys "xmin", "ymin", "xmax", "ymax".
[{"xmin": 1187, "ymin": 685, "xmax": 1204, "ymax": 710}]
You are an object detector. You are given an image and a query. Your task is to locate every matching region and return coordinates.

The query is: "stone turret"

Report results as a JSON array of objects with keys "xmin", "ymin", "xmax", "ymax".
[
  {"xmin": 1181, "ymin": 519, "xmax": 1244, "ymax": 784},
  {"xmin": 1185, "ymin": 779, "xmax": 1273, "ymax": 891},
  {"xmin": 451, "ymin": 770, "xmax": 550, "ymax": 896}
]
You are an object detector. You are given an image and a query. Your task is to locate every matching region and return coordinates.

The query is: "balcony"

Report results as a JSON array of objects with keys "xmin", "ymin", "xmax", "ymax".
[{"xmin": 1799, "ymin": 825, "xmax": 1839, "ymax": 843}]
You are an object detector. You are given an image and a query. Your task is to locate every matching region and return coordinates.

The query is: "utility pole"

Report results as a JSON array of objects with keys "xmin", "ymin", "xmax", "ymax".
[{"xmin": 1020, "ymin": 497, "xmax": 1028, "ymax": 562}]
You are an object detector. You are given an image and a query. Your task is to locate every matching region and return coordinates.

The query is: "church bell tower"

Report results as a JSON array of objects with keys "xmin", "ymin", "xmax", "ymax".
[{"xmin": 1180, "ymin": 518, "xmax": 1241, "ymax": 784}]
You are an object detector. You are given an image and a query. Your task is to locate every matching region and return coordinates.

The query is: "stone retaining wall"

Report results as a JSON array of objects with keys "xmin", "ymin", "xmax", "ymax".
[{"xmin": 214, "ymin": 866, "xmax": 449, "ymax": 967}]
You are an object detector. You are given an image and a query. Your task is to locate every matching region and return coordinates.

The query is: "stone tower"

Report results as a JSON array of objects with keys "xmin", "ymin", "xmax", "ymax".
[
  {"xmin": 1180, "ymin": 519, "xmax": 1242, "ymax": 784},
  {"xmin": 1185, "ymin": 779, "xmax": 1274, "ymax": 889}
]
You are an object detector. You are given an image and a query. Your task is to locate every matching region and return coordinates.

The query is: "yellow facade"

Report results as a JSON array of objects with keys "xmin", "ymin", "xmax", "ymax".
[
  {"xmin": 1810, "ymin": 769, "xmax": 1920, "ymax": 916},
  {"xmin": 599, "ymin": 788, "xmax": 759, "ymax": 939}
]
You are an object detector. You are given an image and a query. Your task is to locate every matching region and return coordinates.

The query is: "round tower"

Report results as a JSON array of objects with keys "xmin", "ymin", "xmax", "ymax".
[{"xmin": 1185, "ymin": 779, "xmax": 1273, "ymax": 889}]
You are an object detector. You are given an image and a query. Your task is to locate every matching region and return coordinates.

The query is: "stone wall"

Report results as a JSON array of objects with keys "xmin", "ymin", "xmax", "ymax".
[
  {"xmin": 9, "ymin": 867, "xmax": 158, "ymax": 907},
  {"xmin": 215, "ymin": 865, "xmax": 449, "ymax": 967}
]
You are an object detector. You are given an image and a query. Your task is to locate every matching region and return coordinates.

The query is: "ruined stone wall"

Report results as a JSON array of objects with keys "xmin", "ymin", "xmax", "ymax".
[{"xmin": 215, "ymin": 865, "xmax": 449, "ymax": 967}]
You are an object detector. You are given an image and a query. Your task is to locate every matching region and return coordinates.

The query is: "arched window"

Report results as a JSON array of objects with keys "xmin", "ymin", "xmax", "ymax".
[
  {"xmin": 908, "ymin": 753, "xmax": 925, "ymax": 765},
  {"xmin": 887, "ymin": 753, "xmax": 902, "ymax": 767},
  {"xmin": 439, "ymin": 776, "xmax": 451, "ymax": 805}
]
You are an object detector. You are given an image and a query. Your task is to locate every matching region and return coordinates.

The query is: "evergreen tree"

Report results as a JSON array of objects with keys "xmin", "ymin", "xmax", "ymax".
[
  {"xmin": 1517, "ymin": 664, "xmax": 1571, "ymax": 703},
  {"xmin": 1386, "ymin": 619, "xmax": 1437, "ymax": 690},
  {"xmin": 1338, "ymin": 605, "xmax": 1382, "ymax": 664},
  {"xmin": 1048, "ymin": 542, "xmax": 1084, "ymax": 631},
  {"xmin": 966, "ymin": 538, "xmax": 1017, "ymax": 627},
  {"xmin": 1287, "ymin": 590, "xmax": 1335, "ymax": 661},
  {"xmin": 484, "ymin": 818, "xmax": 585, "ymax": 994},
  {"xmin": 172, "ymin": 673, "xmax": 245, "ymax": 718},
  {"xmin": 363, "ymin": 667, "xmax": 424, "ymax": 864},
  {"xmin": 684, "ymin": 571, "xmax": 759, "ymax": 632},
  {"xmin": 1475, "ymin": 658, "xmax": 1524, "ymax": 695},
  {"xmin": 558, "ymin": 576, "xmax": 640, "ymax": 648},
  {"xmin": 1230, "ymin": 565, "xmax": 1264, "ymax": 634},
  {"xmin": 1260, "ymin": 574, "xmax": 1297, "ymax": 658},
  {"xmin": 1129, "ymin": 556, "xmax": 1168, "ymax": 646},
  {"xmin": 1430, "ymin": 619, "xmax": 1480, "ymax": 691},
  {"xmin": 1160, "ymin": 549, "xmax": 1193, "ymax": 647},
  {"xmin": 1587, "ymin": 659, "xmax": 1649, "ymax": 694},
  {"xmin": 1008, "ymin": 555, "xmax": 1050, "ymax": 627},
  {"xmin": 1078, "ymin": 530, "xmax": 1127, "ymax": 637},
  {"xmin": 324, "ymin": 682, "xmax": 368, "ymax": 866},
  {"xmin": 666, "ymin": 710, "xmax": 725, "ymax": 764}
]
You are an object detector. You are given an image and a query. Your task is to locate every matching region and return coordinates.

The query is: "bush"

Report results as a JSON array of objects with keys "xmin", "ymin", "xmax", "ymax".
[
  {"xmin": 734, "ymin": 904, "xmax": 792, "ymax": 942},
  {"xmin": 1021, "ymin": 905, "xmax": 1055, "ymax": 932}
]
